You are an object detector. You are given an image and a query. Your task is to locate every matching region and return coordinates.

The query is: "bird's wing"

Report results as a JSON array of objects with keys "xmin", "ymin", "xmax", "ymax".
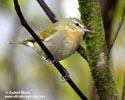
[
  {"xmin": 25, "ymin": 23, "xmax": 57, "ymax": 43},
  {"xmin": 38, "ymin": 23, "xmax": 57, "ymax": 39}
]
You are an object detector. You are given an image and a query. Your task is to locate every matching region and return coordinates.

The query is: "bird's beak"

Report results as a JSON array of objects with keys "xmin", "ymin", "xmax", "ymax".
[{"xmin": 83, "ymin": 28, "xmax": 91, "ymax": 32}]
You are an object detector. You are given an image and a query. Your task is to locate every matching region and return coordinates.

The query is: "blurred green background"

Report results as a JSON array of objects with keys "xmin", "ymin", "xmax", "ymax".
[{"xmin": 0, "ymin": 0, "xmax": 125, "ymax": 100}]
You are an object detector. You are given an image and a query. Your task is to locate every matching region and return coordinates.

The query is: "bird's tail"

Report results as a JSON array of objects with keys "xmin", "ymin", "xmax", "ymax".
[
  {"xmin": 10, "ymin": 40, "xmax": 34, "ymax": 48},
  {"xmin": 9, "ymin": 41, "xmax": 28, "ymax": 45}
]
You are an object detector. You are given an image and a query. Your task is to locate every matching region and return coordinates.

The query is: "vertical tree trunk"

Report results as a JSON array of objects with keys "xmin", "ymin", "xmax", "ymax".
[
  {"xmin": 78, "ymin": 0, "xmax": 118, "ymax": 100},
  {"xmin": 100, "ymin": 0, "xmax": 117, "ymax": 48}
]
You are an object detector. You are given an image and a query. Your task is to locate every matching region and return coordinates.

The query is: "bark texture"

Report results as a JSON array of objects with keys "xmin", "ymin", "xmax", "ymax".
[{"xmin": 78, "ymin": 0, "xmax": 118, "ymax": 100}]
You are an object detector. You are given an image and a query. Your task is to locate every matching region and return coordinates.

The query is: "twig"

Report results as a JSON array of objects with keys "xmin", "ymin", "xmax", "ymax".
[
  {"xmin": 37, "ymin": 0, "xmax": 58, "ymax": 23},
  {"xmin": 109, "ymin": 2, "xmax": 125, "ymax": 51},
  {"xmin": 121, "ymin": 72, "xmax": 125, "ymax": 100},
  {"xmin": 13, "ymin": 0, "xmax": 88, "ymax": 100},
  {"xmin": 77, "ymin": 46, "xmax": 88, "ymax": 62}
]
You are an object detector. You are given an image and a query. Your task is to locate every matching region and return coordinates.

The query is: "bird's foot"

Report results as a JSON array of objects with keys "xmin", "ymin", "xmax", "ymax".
[
  {"xmin": 61, "ymin": 69, "xmax": 70, "ymax": 82},
  {"xmin": 42, "ymin": 56, "xmax": 57, "ymax": 65},
  {"xmin": 50, "ymin": 56, "xmax": 57, "ymax": 65}
]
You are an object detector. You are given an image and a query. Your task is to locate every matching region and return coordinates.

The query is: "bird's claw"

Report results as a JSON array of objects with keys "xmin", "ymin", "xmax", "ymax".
[
  {"xmin": 61, "ymin": 69, "xmax": 70, "ymax": 82},
  {"xmin": 50, "ymin": 56, "xmax": 57, "ymax": 65}
]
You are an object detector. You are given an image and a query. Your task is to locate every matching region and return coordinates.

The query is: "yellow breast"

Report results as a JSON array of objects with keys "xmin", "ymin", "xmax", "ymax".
[{"xmin": 64, "ymin": 30, "xmax": 81, "ymax": 54}]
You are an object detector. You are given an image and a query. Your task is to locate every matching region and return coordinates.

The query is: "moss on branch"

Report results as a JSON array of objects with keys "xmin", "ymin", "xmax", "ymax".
[{"xmin": 78, "ymin": 0, "xmax": 118, "ymax": 100}]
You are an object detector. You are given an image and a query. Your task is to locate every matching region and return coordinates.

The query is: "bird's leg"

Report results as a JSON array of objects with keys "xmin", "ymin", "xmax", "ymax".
[
  {"xmin": 42, "ymin": 55, "xmax": 70, "ymax": 81},
  {"xmin": 42, "ymin": 56, "xmax": 57, "ymax": 65},
  {"xmin": 50, "ymin": 56, "xmax": 58, "ymax": 64},
  {"xmin": 49, "ymin": 56, "xmax": 70, "ymax": 81},
  {"xmin": 61, "ymin": 68, "xmax": 70, "ymax": 82}
]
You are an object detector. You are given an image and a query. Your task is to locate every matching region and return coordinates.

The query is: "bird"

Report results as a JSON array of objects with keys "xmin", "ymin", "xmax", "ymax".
[{"xmin": 11, "ymin": 18, "xmax": 90, "ymax": 61}]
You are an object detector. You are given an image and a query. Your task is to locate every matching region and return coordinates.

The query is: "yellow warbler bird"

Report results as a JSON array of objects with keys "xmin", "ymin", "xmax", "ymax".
[{"xmin": 12, "ymin": 18, "xmax": 90, "ymax": 61}]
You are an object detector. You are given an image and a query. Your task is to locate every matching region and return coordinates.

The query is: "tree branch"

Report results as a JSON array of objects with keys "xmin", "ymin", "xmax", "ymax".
[
  {"xmin": 100, "ymin": 0, "xmax": 117, "ymax": 49},
  {"xmin": 78, "ymin": 0, "xmax": 118, "ymax": 100},
  {"xmin": 77, "ymin": 46, "xmax": 88, "ymax": 62},
  {"xmin": 37, "ymin": 0, "xmax": 58, "ymax": 23},
  {"xmin": 121, "ymin": 72, "xmax": 125, "ymax": 100},
  {"xmin": 109, "ymin": 2, "xmax": 125, "ymax": 51},
  {"xmin": 13, "ymin": 0, "xmax": 88, "ymax": 100}
]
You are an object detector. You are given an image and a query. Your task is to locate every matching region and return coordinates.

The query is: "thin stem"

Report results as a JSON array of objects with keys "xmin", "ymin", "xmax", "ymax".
[
  {"xmin": 37, "ymin": 0, "xmax": 58, "ymax": 23},
  {"xmin": 121, "ymin": 72, "xmax": 125, "ymax": 100},
  {"xmin": 109, "ymin": 2, "xmax": 125, "ymax": 51},
  {"xmin": 77, "ymin": 46, "xmax": 88, "ymax": 62},
  {"xmin": 13, "ymin": 0, "xmax": 88, "ymax": 99}
]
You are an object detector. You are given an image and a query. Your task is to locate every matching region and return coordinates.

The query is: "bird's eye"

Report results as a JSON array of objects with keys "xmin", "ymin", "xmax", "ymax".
[{"xmin": 75, "ymin": 23, "xmax": 79, "ymax": 26}]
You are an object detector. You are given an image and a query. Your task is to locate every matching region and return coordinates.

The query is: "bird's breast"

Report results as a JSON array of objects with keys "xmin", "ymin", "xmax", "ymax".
[
  {"xmin": 33, "ymin": 31, "xmax": 81, "ymax": 61},
  {"xmin": 64, "ymin": 34, "xmax": 81, "ymax": 54}
]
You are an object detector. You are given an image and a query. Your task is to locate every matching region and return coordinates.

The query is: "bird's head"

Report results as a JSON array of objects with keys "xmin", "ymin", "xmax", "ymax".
[{"xmin": 60, "ymin": 18, "xmax": 91, "ymax": 35}]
